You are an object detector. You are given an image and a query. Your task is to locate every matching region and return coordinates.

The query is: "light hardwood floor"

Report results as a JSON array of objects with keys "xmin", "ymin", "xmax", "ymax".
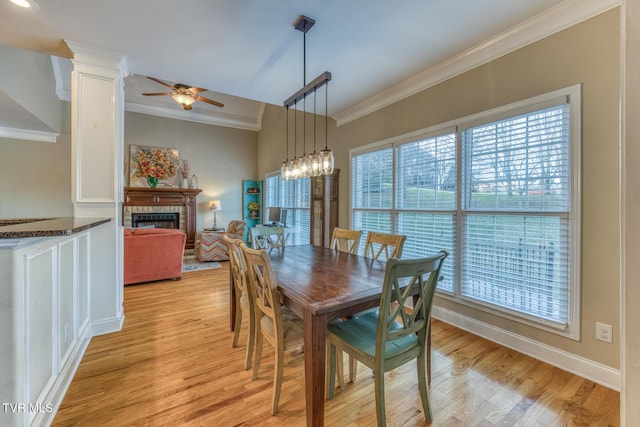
[{"xmin": 53, "ymin": 265, "xmax": 619, "ymax": 426}]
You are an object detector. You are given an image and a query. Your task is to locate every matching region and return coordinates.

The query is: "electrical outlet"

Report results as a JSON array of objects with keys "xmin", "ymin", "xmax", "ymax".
[{"xmin": 595, "ymin": 322, "xmax": 613, "ymax": 343}]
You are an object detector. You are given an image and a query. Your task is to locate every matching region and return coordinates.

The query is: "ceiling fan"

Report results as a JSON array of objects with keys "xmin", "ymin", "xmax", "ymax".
[{"xmin": 142, "ymin": 76, "xmax": 224, "ymax": 110}]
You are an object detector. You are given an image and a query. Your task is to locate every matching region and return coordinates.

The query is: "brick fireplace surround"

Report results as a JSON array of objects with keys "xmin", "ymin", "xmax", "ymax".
[{"xmin": 123, "ymin": 187, "xmax": 202, "ymax": 249}]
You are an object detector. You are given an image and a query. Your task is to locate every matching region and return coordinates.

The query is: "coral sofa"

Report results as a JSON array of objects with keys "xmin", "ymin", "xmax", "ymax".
[{"xmin": 124, "ymin": 227, "xmax": 186, "ymax": 285}]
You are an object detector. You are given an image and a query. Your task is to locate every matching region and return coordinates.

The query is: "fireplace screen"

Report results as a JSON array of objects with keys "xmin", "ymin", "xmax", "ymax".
[{"xmin": 131, "ymin": 213, "xmax": 179, "ymax": 229}]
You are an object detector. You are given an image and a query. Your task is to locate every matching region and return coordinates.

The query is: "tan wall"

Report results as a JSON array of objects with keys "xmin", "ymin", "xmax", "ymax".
[
  {"xmin": 125, "ymin": 112, "xmax": 258, "ymax": 231},
  {"xmin": 258, "ymin": 10, "xmax": 621, "ymax": 368},
  {"xmin": 0, "ymin": 101, "xmax": 72, "ymax": 218}
]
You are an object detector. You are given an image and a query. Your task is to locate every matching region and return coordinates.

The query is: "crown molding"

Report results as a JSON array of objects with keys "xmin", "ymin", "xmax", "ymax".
[
  {"xmin": 50, "ymin": 56, "xmax": 71, "ymax": 102},
  {"xmin": 333, "ymin": 0, "xmax": 620, "ymax": 127},
  {"xmin": 0, "ymin": 126, "xmax": 58, "ymax": 142},
  {"xmin": 125, "ymin": 101, "xmax": 263, "ymax": 132}
]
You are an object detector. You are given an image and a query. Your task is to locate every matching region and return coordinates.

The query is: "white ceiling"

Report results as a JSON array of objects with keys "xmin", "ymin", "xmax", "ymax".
[{"xmin": 0, "ymin": 0, "xmax": 617, "ymax": 131}]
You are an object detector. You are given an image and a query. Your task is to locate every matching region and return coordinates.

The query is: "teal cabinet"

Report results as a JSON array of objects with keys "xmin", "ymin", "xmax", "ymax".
[{"xmin": 242, "ymin": 179, "xmax": 263, "ymax": 243}]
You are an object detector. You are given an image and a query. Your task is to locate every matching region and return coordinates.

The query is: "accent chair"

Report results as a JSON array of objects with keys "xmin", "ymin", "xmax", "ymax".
[{"xmin": 195, "ymin": 220, "xmax": 246, "ymax": 261}]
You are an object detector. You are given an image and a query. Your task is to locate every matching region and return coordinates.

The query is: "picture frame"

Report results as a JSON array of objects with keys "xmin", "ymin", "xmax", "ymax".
[{"xmin": 129, "ymin": 145, "xmax": 180, "ymax": 188}]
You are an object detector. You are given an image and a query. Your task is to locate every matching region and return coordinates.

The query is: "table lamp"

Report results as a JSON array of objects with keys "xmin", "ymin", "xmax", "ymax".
[{"xmin": 209, "ymin": 199, "xmax": 221, "ymax": 228}]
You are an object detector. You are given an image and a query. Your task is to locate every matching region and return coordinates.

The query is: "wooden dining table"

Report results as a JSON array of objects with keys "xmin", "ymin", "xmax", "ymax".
[{"xmin": 268, "ymin": 244, "xmax": 391, "ymax": 427}]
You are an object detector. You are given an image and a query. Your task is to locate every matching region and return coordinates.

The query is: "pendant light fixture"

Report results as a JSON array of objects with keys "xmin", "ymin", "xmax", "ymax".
[
  {"xmin": 289, "ymin": 100, "xmax": 300, "ymax": 180},
  {"xmin": 282, "ymin": 15, "xmax": 333, "ymax": 180},
  {"xmin": 281, "ymin": 106, "xmax": 291, "ymax": 180},
  {"xmin": 320, "ymin": 83, "xmax": 334, "ymax": 174},
  {"xmin": 298, "ymin": 95, "xmax": 311, "ymax": 178},
  {"xmin": 308, "ymin": 90, "xmax": 321, "ymax": 177}
]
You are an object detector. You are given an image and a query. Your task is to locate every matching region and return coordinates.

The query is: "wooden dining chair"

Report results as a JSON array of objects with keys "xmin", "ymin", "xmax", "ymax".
[
  {"xmin": 363, "ymin": 231, "xmax": 407, "ymax": 260},
  {"xmin": 223, "ymin": 235, "xmax": 256, "ymax": 370},
  {"xmin": 240, "ymin": 242, "xmax": 304, "ymax": 415},
  {"xmin": 327, "ymin": 251, "xmax": 448, "ymax": 426},
  {"xmin": 330, "ymin": 227, "xmax": 363, "ymax": 254},
  {"xmin": 328, "ymin": 227, "xmax": 364, "ymax": 385}
]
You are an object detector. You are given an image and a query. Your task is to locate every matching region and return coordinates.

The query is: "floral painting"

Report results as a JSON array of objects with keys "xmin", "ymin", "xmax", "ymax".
[{"xmin": 129, "ymin": 145, "xmax": 180, "ymax": 188}]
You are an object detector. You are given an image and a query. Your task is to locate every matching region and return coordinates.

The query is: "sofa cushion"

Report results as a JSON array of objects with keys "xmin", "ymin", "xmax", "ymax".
[{"xmin": 132, "ymin": 227, "xmax": 183, "ymax": 236}]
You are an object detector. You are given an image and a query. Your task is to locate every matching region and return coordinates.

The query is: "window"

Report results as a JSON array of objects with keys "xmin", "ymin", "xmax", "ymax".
[
  {"xmin": 265, "ymin": 173, "xmax": 310, "ymax": 246},
  {"xmin": 350, "ymin": 85, "xmax": 580, "ymax": 337}
]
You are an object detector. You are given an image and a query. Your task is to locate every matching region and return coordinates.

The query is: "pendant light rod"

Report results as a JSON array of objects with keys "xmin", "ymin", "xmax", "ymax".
[
  {"xmin": 285, "ymin": 106, "xmax": 289, "ymax": 159},
  {"xmin": 325, "ymin": 82, "xmax": 328, "ymax": 150}
]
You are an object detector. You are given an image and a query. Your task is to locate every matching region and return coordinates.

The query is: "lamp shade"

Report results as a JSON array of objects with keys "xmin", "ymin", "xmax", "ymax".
[{"xmin": 209, "ymin": 199, "xmax": 221, "ymax": 211}]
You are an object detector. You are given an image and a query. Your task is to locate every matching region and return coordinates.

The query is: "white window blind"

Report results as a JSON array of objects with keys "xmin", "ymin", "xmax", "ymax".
[
  {"xmin": 395, "ymin": 135, "xmax": 457, "ymax": 292},
  {"xmin": 265, "ymin": 173, "xmax": 310, "ymax": 246},
  {"xmin": 351, "ymin": 148, "xmax": 393, "ymax": 252},
  {"xmin": 461, "ymin": 104, "xmax": 571, "ymax": 326}
]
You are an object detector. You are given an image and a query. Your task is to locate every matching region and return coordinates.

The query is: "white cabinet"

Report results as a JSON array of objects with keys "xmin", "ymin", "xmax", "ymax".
[{"xmin": 0, "ymin": 232, "xmax": 92, "ymax": 427}]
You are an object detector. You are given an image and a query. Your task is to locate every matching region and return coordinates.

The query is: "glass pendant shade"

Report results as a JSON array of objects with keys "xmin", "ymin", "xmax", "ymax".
[
  {"xmin": 281, "ymin": 161, "xmax": 289, "ymax": 181},
  {"xmin": 309, "ymin": 152, "xmax": 321, "ymax": 177},
  {"xmin": 298, "ymin": 155, "xmax": 311, "ymax": 178},
  {"xmin": 290, "ymin": 159, "xmax": 300, "ymax": 180},
  {"xmin": 320, "ymin": 148, "xmax": 334, "ymax": 174}
]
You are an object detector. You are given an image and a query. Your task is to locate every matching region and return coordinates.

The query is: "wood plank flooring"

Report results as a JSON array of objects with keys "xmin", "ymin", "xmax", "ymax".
[{"xmin": 53, "ymin": 265, "xmax": 619, "ymax": 426}]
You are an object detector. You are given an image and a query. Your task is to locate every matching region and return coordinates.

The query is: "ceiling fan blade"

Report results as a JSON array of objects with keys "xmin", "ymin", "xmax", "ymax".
[
  {"xmin": 146, "ymin": 76, "xmax": 175, "ymax": 89},
  {"xmin": 183, "ymin": 104, "xmax": 193, "ymax": 111},
  {"xmin": 142, "ymin": 92, "xmax": 172, "ymax": 96},
  {"xmin": 195, "ymin": 95, "xmax": 224, "ymax": 108},
  {"xmin": 189, "ymin": 87, "xmax": 208, "ymax": 94}
]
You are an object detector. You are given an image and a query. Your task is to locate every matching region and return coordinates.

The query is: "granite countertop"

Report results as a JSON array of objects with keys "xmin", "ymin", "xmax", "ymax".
[{"xmin": 0, "ymin": 217, "xmax": 112, "ymax": 238}]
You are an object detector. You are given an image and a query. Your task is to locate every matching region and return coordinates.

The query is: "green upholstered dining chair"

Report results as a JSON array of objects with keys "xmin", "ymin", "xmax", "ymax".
[
  {"xmin": 223, "ymin": 235, "xmax": 255, "ymax": 370},
  {"xmin": 363, "ymin": 231, "xmax": 407, "ymax": 261},
  {"xmin": 239, "ymin": 242, "xmax": 304, "ymax": 415},
  {"xmin": 327, "ymin": 251, "xmax": 448, "ymax": 426},
  {"xmin": 330, "ymin": 227, "xmax": 363, "ymax": 254}
]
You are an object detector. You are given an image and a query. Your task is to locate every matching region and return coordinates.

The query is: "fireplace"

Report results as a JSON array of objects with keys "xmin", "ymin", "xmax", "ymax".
[
  {"xmin": 123, "ymin": 187, "xmax": 202, "ymax": 249},
  {"xmin": 132, "ymin": 212, "xmax": 179, "ymax": 229}
]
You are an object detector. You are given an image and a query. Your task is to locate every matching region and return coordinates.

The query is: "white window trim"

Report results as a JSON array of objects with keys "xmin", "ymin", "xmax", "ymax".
[{"xmin": 348, "ymin": 84, "xmax": 582, "ymax": 340}]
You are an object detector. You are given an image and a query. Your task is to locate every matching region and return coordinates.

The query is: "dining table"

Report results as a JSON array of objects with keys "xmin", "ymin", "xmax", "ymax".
[{"xmin": 264, "ymin": 244, "xmax": 392, "ymax": 426}]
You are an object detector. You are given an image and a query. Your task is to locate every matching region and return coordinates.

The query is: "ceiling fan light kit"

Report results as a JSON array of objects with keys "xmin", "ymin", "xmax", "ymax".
[
  {"xmin": 10, "ymin": 0, "xmax": 38, "ymax": 9},
  {"xmin": 282, "ymin": 14, "xmax": 334, "ymax": 181},
  {"xmin": 171, "ymin": 92, "xmax": 196, "ymax": 107}
]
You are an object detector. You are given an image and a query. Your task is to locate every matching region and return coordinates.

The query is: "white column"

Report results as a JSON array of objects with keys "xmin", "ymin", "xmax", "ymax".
[
  {"xmin": 67, "ymin": 41, "xmax": 127, "ymax": 335},
  {"xmin": 621, "ymin": 1, "xmax": 640, "ymax": 425}
]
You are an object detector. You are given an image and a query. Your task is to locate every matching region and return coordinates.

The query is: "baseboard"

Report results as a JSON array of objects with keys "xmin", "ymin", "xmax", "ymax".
[
  {"xmin": 432, "ymin": 305, "xmax": 621, "ymax": 391},
  {"xmin": 33, "ymin": 329, "xmax": 92, "ymax": 427},
  {"xmin": 91, "ymin": 313, "xmax": 125, "ymax": 336}
]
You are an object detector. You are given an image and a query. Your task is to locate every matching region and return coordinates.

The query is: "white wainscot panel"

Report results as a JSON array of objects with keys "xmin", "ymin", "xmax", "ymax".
[
  {"xmin": 58, "ymin": 239, "xmax": 76, "ymax": 368},
  {"xmin": 25, "ymin": 247, "xmax": 56, "ymax": 426}
]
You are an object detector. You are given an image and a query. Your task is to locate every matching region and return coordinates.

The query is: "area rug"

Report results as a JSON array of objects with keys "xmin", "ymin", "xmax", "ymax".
[{"xmin": 182, "ymin": 255, "xmax": 222, "ymax": 273}]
